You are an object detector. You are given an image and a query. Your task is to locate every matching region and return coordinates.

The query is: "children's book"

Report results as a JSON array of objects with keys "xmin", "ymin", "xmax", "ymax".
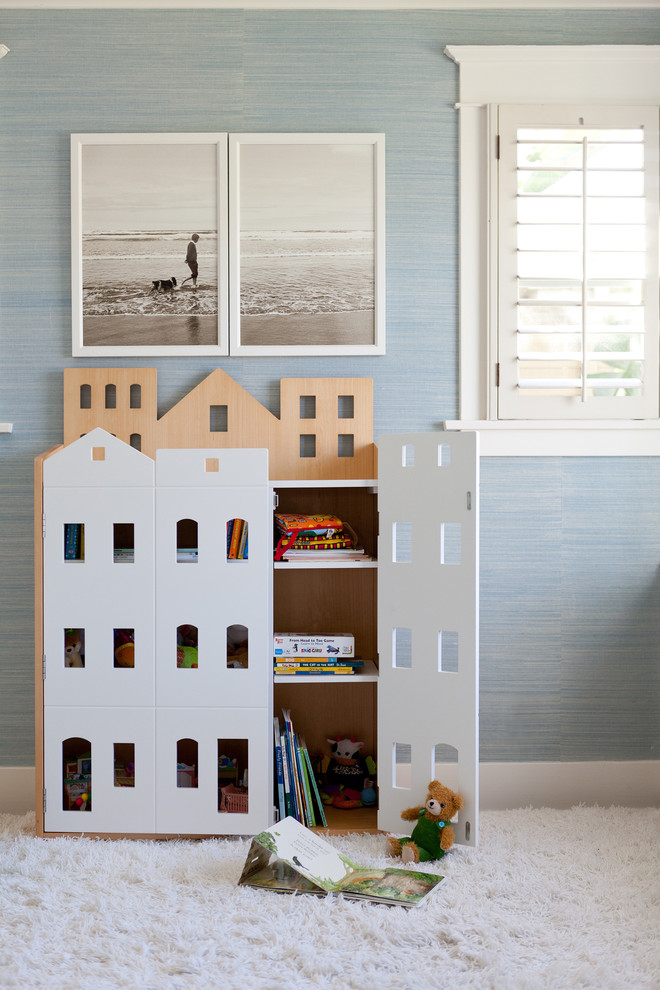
[{"xmin": 237, "ymin": 816, "xmax": 445, "ymax": 908}]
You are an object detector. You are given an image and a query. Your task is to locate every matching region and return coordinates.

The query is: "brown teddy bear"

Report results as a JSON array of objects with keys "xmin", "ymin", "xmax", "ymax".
[{"xmin": 386, "ymin": 779, "xmax": 463, "ymax": 863}]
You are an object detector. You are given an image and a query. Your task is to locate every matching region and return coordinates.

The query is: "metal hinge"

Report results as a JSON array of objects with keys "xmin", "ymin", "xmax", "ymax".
[
  {"xmin": 42, "ymin": 655, "xmax": 46, "ymax": 680},
  {"xmin": 42, "ymin": 513, "xmax": 46, "ymax": 539},
  {"xmin": 495, "ymin": 134, "xmax": 500, "ymax": 159},
  {"xmin": 43, "ymin": 789, "xmax": 47, "ymax": 815},
  {"xmin": 272, "ymin": 491, "xmax": 279, "ymax": 510},
  {"xmin": 467, "ymin": 491, "xmax": 472, "ymax": 511},
  {"xmin": 495, "ymin": 363, "xmax": 500, "ymax": 387}
]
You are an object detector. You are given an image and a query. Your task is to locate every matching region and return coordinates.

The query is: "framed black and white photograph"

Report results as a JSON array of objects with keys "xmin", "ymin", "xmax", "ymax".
[
  {"xmin": 71, "ymin": 133, "xmax": 228, "ymax": 356},
  {"xmin": 229, "ymin": 133, "xmax": 385, "ymax": 356}
]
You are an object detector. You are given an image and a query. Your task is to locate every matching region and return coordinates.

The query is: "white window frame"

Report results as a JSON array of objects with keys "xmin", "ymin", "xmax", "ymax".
[{"xmin": 443, "ymin": 45, "xmax": 660, "ymax": 456}]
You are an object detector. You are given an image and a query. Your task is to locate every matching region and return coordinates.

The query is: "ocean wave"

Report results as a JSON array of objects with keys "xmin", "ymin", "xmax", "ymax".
[
  {"xmin": 84, "ymin": 230, "xmax": 216, "ymax": 241},
  {"xmin": 84, "ymin": 253, "xmax": 218, "ymax": 261},
  {"xmin": 240, "ymin": 229, "xmax": 373, "ymax": 240},
  {"xmin": 241, "ymin": 249, "xmax": 371, "ymax": 260},
  {"xmin": 83, "ymin": 284, "xmax": 217, "ymax": 317}
]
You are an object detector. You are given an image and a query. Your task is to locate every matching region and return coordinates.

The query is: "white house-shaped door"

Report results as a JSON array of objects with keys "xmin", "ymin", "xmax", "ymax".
[
  {"xmin": 154, "ymin": 448, "xmax": 272, "ymax": 712},
  {"xmin": 42, "ymin": 429, "xmax": 155, "ymax": 710},
  {"xmin": 44, "ymin": 706, "xmax": 156, "ymax": 834},
  {"xmin": 377, "ymin": 432, "xmax": 479, "ymax": 846}
]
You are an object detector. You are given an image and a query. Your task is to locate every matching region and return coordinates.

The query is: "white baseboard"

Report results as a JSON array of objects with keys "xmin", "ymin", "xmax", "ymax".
[
  {"xmin": 0, "ymin": 767, "xmax": 36, "ymax": 814},
  {"xmin": 478, "ymin": 760, "xmax": 660, "ymax": 810},
  {"xmin": 1, "ymin": 761, "xmax": 658, "ymax": 816}
]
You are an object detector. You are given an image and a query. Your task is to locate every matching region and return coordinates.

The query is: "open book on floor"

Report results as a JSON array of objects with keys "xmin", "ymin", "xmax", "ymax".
[{"xmin": 237, "ymin": 816, "xmax": 445, "ymax": 908}]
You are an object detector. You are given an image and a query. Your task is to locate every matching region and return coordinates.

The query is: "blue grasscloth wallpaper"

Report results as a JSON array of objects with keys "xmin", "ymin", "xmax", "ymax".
[{"xmin": 1, "ymin": 9, "xmax": 659, "ymax": 766}]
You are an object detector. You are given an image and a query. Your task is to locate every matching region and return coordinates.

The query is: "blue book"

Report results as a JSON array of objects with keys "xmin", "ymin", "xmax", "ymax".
[{"xmin": 273, "ymin": 717, "xmax": 286, "ymax": 822}]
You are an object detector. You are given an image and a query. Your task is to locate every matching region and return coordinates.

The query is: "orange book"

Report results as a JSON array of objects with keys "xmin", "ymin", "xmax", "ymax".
[{"xmin": 228, "ymin": 518, "xmax": 243, "ymax": 559}]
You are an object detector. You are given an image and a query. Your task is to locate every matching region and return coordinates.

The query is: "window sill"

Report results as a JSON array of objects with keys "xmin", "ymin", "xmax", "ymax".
[{"xmin": 441, "ymin": 421, "xmax": 660, "ymax": 457}]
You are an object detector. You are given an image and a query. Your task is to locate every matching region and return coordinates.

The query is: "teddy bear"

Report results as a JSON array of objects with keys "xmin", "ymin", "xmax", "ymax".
[
  {"xmin": 64, "ymin": 630, "xmax": 84, "ymax": 668},
  {"xmin": 386, "ymin": 779, "xmax": 463, "ymax": 863}
]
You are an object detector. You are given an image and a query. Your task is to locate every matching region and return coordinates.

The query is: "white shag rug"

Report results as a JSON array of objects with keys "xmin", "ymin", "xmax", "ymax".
[{"xmin": 0, "ymin": 807, "xmax": 658, "ymax": 990}]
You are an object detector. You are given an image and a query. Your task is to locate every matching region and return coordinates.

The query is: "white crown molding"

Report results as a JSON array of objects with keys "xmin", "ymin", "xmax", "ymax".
[{"xmin": 0, "ymin": 0, "xmax": 659, "ymax": 10}]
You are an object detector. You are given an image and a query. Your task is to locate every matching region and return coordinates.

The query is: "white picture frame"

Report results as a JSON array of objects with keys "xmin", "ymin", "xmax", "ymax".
[
  {"xmin": 229, "ymin": 133, "xmax": 385, "ymax": 356},
  {"xmin": 71, "ymin": 133, "xmax": 229, "ymax": 356}
]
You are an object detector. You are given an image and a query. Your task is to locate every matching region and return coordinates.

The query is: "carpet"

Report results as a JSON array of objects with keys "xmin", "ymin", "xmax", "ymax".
[{"xmin": 0, "ymin": 806, "xmax": 658, "ymax": 990}]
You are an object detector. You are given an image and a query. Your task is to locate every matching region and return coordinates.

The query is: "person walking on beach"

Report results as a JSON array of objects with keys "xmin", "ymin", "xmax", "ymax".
[{"xmin": 183, "ymin": 233, "xmax": 199, "ymax": 287}]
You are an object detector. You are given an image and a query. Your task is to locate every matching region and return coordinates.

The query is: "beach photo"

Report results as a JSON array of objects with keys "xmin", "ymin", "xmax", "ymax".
[
  {"xmin": 71, "ymin": 133, "xmax": 228, "ymax": 356},
  {"xmin": 229, "ymin": 134, "xmax": 385, "ymax": 355}
]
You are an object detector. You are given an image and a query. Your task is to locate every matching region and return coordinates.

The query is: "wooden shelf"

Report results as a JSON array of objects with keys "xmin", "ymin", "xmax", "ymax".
[
  {"xmin": 274, "ymin": 556, "xmax": 377, "ymax": 570},
  {"xmin": 274, "ymin": 660, "xmax": 378, "ymax": 685},
  {"xmin": 314, "ymin": 804, "xmax": 380, "ymax": 834},
  {"xmin": 274, "ymin": 479, "xmax": 377, "ymax": 490}
]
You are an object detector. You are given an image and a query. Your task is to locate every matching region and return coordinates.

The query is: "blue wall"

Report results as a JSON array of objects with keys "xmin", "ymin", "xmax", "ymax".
[{"xmin": 1, "ymin": 8, "xmax": 659, "ymax": 766}]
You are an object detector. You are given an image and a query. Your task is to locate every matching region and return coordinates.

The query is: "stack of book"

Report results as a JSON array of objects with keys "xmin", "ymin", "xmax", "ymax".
[
  {"xmin": 274, "ymin": 660, "xmax": 363, "ymax": 676},
  {"xmin": 273, "ymin": 709, "xmax": 327, "ymax": 827},
  {"xmin": 274, "ymin": 633, "xmax": 361, "ymax": 676},
  {"xmin": 274, "ymin": 512, "xmax": 365, "ymax": 562}
]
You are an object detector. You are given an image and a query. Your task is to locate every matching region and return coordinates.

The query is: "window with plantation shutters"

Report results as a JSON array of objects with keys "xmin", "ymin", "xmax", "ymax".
[{"xmin": 497, "ymin": 105, "xmax": 660, "ymax": 421}]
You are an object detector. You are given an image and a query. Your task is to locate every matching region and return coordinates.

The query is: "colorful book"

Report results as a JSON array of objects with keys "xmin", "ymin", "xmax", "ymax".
[
  {"xmin": 238, "ymin": 520, "xmax": 249, "ymax": 559},
  {"xmin": 295, "ymin": 735, "xmax": 315, "ymax": 827},
  {"xmin": 300, "ymin": 735, "xmax": 327, "ymax": 828},
  {"xmin": 279, "ymin": 731, "xmax": 294, "ymax": 820},
  {"xmin": 273, "ymin": 717, "xmax": 286, "ymax": 822},
  {"xmin": 274, "ymin": 659, "xmax": 363, "ymax": 668},
  {"xmin": 228, "ymin": 519, "xmax": 243, "ymax": 559},
  {"xmin": 274, "ymin": 666, "xmax": 356, "ymax": 676}
]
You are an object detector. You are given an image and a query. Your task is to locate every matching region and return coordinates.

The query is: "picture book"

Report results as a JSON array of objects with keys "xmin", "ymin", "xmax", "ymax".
[{"xmin": 237, "ymin": 816, "xmax": 445, "ymax": 908}]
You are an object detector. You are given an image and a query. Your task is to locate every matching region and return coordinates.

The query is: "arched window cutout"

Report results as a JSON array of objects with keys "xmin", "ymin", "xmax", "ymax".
[
  {"xmin": 177, "ymin": 625, "xmax": 198, "ymax": 668},
  {"xmin": 227, "ymin": 624, "xmax": 248, "ymax": 669},
  {"xmin": 130, "ymin": 384, "xmax": 142, "ymax": 409},
  {"xmin": 432, "ymin": 743, "xmax": 459, "ymax": 797},
  {"xmin": 114, "ymin": 743, "xmax": 135, "ymax": 787},
  {"xmin": 62, "ymin": 737, "xmax": 91, "ymax": 811},
  {"xmin": 440, "ymin": 523, "xmax": 461, "ymax": 565},
  {"xmin": 177, "ymin": 739, "xmax": 198, "ymax": 787},
  {"xmin": 392, "ymin": 627, "xmax": 412, "ymax": 669},
  {"xmin": 64, "ymin": 628, "xmax": 85, "ymax": 668},
  {"xmin": 227, "ymin": 519, "xmax": 248, "ymax": 559},
  {"xmin": 80, "ymin": 384, "xmax": 91, "ymax": 409},
  {"xmin": 218, "ymin": 738, "xmax": 248, "ymax": 813},
  {"xmin": 129, "ymin": 433, "xmax": 141, "ymax": 451},
  {"xmin": 392, "ymin": 742, "xmax": 411, "ymax": 790},
  {"xmin": 177, "ymin": 519, "xmax": 198, "ymax": 563},
  {"xmin": 402, "ymin": 442, "xmax": 415, "ymax": 467},
  {"xmin": 105, "ymin": 383, "xmax": 117, "ymax": 409},
  {"xmin": 438, "ymin": 630, "xmax": 459, "ymax": 673},
  {"xmin": 438, "ymin": 442, "xmax": 451, "ymax": 467},
  {"xmin": 114, "ymin": 628, "xmax": 135, "ymax": 668}
]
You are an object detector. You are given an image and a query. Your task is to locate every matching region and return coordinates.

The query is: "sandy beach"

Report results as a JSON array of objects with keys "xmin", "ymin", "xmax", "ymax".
[
  {"xmin": 83, "ymin": 314, "xmax": 218, "ymax": 347},
  {"xmin": 239, "ymin": 309, "xmax": 374, "ymax": 347}
]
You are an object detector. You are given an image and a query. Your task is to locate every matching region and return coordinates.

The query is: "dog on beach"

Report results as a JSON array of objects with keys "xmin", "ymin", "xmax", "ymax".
[{"xmin": 151, "ymin": 277, "xmax": 177, "ymax": 292}]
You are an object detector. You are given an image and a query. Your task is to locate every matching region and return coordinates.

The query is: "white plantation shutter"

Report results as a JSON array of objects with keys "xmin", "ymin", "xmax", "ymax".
[{"xmin": 497, "ymin": 105, "xmax": 659, "ymax": 420}]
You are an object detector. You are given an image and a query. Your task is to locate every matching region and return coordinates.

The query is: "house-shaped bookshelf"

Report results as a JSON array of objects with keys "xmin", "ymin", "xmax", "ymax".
[
  {"xmin": 62, "ymin": 367, "xmax": 376, "ymax": 480},
  {"xmin": 36, "ymin": 370, "xmax": 479, "ymax": 843}
]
